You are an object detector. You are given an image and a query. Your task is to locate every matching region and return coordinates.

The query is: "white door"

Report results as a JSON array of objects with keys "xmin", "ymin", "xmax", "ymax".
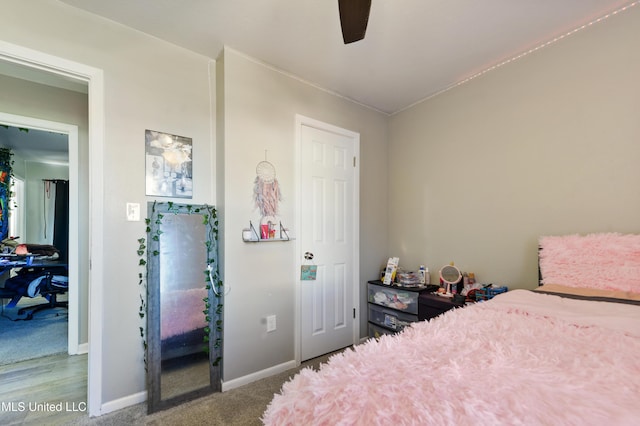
[{"xmin": 299, "ymin": 120, "xmax": 359, "ymax": 361}]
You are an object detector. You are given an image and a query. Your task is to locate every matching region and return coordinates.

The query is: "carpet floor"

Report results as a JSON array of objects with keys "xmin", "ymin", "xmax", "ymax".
[
  {"xmin": 70, "ymin": 350, "xmax": 344, "ymax": 426},
  {"xmin": 0, "ymin": 296, "xmax": 68, "ymax": 365}
]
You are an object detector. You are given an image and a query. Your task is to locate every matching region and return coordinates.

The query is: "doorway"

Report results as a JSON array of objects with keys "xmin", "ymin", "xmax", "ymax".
[
  {"xmin": 0, "ymin": 115, "xmax": 78, "ymax": 354},
  {"xmin": 0, "ymin": 40, "xmax": 105, "ymax": 416},
  {"xmin": 296, "ymin": 115, "xmax": 360, "ymax": 362}
]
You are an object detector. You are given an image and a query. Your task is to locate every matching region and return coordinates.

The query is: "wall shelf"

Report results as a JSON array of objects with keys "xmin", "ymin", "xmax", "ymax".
[
  {"xmin": 243, "ymin": 237, "xmax": 294, "ymax": 243},
  {"xmin": 242, "ymin": 221, "xmax": 294, "ymax": 243}
]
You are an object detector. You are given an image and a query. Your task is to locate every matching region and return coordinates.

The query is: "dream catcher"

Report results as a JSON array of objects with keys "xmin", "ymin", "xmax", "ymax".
[{"xmin": 253, "ymin": 155, "xmax": 282, "ymax": 239}]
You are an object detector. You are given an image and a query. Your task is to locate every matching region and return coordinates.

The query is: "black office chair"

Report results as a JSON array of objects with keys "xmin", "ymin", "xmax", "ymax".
[
  {"xmin": 3, "ymin": 266, "xmax": 68, "ymax": 320},
  {"xmin": 0, "ymin": 285, "xmax": 18, "ymax": 314}
]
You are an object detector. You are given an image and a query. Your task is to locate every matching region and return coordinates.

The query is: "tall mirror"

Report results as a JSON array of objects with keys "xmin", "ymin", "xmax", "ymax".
[{"xmin": 146, "ymin": 202, "xmax": 222, "ymax": 413}]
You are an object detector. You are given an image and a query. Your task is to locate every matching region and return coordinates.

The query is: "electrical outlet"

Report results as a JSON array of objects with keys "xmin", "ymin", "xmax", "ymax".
[{"xmin": 266, "ymin": 315, "xmax": 276, "ymax": 332}]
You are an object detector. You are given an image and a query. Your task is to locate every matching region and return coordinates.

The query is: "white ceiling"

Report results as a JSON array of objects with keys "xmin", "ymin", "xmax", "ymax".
[
  {"xmin": 58, "ymin": 0, "xmax": 636, "ymax": 114},
  {"xmin": 0, "ymin": 125, "xmax": 68, "ymax": 165}
]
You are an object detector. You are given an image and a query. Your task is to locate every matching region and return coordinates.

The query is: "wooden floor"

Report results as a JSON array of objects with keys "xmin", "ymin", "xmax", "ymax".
[{"xmin": 0, "ymin": 353, "xmax": 87, "ymax": 425}]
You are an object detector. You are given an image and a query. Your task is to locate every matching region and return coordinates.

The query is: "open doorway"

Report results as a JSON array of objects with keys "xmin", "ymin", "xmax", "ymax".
[
  {"xmin": 0, "ymin": 121, "xmax": 71, "ymax": 347},
  {"xmin": 0, "ymin": 115, "xmax": 79, "ymax": 355},
  {"xmin": 0, "ymin": 41, "xmax": 104, "ymax": 415},
  {"xmin": 0, "ymin": 40, "xmax": 104, "ymax": 416}
]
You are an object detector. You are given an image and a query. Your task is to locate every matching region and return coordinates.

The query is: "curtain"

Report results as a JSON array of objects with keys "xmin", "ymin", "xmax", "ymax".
[{"xmin": 51, "ymin": 180, "xmax": 69, "ymax": 262}]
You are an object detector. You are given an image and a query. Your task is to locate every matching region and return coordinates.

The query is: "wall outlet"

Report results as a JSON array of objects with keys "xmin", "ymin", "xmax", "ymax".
[{"xmin": 266, "ymin": 315, "xmax": 276, "ymax": 332}]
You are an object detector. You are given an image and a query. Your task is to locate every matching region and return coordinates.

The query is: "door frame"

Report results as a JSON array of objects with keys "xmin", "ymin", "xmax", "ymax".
[
  {"xmin": 0, "ymin": 40, "xmax": 105, "ymax": 416},
  {"xmin": 0, "ymin": 112, "xmax": 79, "ymax": 354},
  {"xmin": 294, "ymin": 114, "xmax": 360, "ymax": 364}
]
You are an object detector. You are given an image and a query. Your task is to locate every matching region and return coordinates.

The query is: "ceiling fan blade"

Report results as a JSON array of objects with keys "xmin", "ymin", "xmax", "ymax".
[{"xmin": 338, "ymin": 0, "xmax": 372, "ymax": 44}]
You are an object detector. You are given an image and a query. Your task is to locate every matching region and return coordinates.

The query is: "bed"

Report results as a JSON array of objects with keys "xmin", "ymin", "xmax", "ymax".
[{"xmin": 263, "ymin": 233, "xmax": 640, "ymax": 425}]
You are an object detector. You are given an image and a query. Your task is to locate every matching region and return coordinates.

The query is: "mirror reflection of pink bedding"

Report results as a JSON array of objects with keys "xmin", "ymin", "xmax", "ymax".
[
  {"xmin": 161, "ymin": 288, "xmax": 208, "ymax": 340},
  {"xmin": 263, "ymin": 290, "xmax": 640, "ymax": 425}
]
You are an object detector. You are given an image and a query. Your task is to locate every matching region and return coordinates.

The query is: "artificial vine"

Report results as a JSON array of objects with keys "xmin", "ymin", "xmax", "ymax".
[
  {"xmin": 138, "ymin": 201, "xmax": 223, "ymax": 369},
  {"xmin": 137, "ymin": 235, "xmax": 148, "ymax": 371},
  {"xmin": 0, "ymin": 147, "xmax": 14, "ymax": 190}
]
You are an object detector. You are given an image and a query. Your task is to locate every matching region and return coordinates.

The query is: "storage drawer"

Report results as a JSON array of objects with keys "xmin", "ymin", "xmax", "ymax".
[
  {"xmin": 368, "ymin": 322, "xmax": 395, "ymax": 339},
  {"xmin": 367, "ymin": 282, "xmax": 420, "ymax": 315},
  {"xmin": 368, "ymin": 303, "xmax": 416, "ymax": 331}
]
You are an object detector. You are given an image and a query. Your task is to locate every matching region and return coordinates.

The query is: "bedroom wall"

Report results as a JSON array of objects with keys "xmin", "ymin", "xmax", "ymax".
[
  {"xmin": 0, "ymin": 0, "xmax": 214, "ymax": 411},
  {"xmin": 388, "ymin": 5, "xmax": 640, "ymax": 289},
  {"xmin": 217, "ymin": 48, "xmax": 389, "ymax": 383}
]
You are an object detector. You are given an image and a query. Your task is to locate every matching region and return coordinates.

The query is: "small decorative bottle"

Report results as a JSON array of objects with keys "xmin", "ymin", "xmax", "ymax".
[{"xmin": 259, "ymin": 215, "xmax": 276, "ymax": 239}]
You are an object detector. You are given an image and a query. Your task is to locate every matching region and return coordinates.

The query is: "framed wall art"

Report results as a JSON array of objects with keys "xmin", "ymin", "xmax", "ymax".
[{"xmin": 145, "ymin": 130, "xmax": 193, "ymax": 198}]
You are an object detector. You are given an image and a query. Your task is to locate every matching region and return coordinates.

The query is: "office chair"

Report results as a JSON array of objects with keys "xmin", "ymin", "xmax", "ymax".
[{"xmin": 3, "ymin": 266, "xmax": 68, "ymax": 320}]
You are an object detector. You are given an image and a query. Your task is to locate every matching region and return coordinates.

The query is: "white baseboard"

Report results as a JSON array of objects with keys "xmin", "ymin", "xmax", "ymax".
[
  {"xmin": 77, "ymin": 342, "xmax": 89, "ymax": 354},
  {"xmin": 68, "ymin": 342, "xmax": 88, "ymax": 356},
  {"xmin": 99, "ymin": 390, "xmax": 147, "ymax": 416},
  {"xmin": 221, "ymin": 360, "xmax": 297, "ymax": 392},
  {"xmin": 96, "ymin": 361, "xmax": 300, "ymax": 416}
]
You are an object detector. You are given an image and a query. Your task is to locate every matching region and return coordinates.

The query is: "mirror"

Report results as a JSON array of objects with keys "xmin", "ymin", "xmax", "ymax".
[
  {"xmin": 439, "ymin": 264, "xmax": 462, "ymax": 294},
  {"xmin": 146, "ymin": 202, "xmax": 222, "ymax": 413}
]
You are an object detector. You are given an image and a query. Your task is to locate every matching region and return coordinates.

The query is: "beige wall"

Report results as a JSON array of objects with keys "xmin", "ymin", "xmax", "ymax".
[
  {"xmin": 218, "ymin": 48, "xmax": 388, "ymax": 382},
  {"xmin": 388, "ymin": 5, "xmax": 640, "ymax": 289}
]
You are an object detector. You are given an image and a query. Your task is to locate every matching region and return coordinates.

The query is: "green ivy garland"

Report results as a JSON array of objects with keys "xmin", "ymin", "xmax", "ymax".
[
  {"xmin": 137, "ymin": 235, "xmax": 148, "ymax": 370},
  {"xmin": 138, "ymin": 201, "xmax": 223, "ymax": 369},
  {"xmin": 0, "ymin": 147, "xmax": 14, "ymax": 191}
]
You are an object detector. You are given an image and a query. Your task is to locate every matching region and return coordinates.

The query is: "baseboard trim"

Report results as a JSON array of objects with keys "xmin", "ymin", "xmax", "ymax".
[
  {"xmin": 97, "ymin": 360, "xmax": 301, "ymax": 415},
  {"xmin": 77, "ymin": 342, "xmax": 89, "ymax": 354},
  {"xmin": 100, "ymin": 390, "xmax": 147, "ymax": 416},
  {"xmin": 221, "ymin": 360, "xmax": 297, "ymax": 392}
]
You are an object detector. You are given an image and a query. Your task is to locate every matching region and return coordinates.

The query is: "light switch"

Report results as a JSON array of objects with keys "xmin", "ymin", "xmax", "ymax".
[
  {"xmin": 266, "ymin": 315, "xmax": 276, "ymax": 332},
  {"xmin": 126, "ymin": 203, "xmax": 140, "ymax": 221}
]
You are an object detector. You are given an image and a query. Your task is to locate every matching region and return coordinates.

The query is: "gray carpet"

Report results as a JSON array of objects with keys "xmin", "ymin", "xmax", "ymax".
[
  {"xmin": 0, "ymin": 296, "xmax": 68, "ymax": 365},
  {"xmin": 70, "ymin": 350, "xmax": 345, "ymax": 426}
]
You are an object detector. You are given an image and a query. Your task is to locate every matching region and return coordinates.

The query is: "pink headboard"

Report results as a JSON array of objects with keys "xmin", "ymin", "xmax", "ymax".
[{"xmin": 539, "ymin": 233, "xmax": 640, "ymax": 294}]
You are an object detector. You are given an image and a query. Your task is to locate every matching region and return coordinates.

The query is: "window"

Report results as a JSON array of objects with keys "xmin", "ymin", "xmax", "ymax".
[{"xmin": 9, "ymin": 176, "xmax": 24, "ymax": 242}]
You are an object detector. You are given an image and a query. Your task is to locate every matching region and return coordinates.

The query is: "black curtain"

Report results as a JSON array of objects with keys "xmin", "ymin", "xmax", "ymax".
[{"xmin": 51, "ymin": 180, "xmax": 69, "ymax": 262}]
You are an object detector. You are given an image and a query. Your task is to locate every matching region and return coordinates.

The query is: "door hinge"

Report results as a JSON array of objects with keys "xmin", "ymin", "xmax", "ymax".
[
  {"xmin": 353, "ymin": 308, "xmax": 356, "ymax": 319},
  {"xmin": 353, "ymin": 156, "xmax": 356, "ymax": 167}
]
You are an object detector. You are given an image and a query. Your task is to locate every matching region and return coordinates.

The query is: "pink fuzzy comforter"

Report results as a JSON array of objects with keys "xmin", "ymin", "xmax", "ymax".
[{"xmin": 263, "ymin": 290, "xmax": 640, "ymax": 425}]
